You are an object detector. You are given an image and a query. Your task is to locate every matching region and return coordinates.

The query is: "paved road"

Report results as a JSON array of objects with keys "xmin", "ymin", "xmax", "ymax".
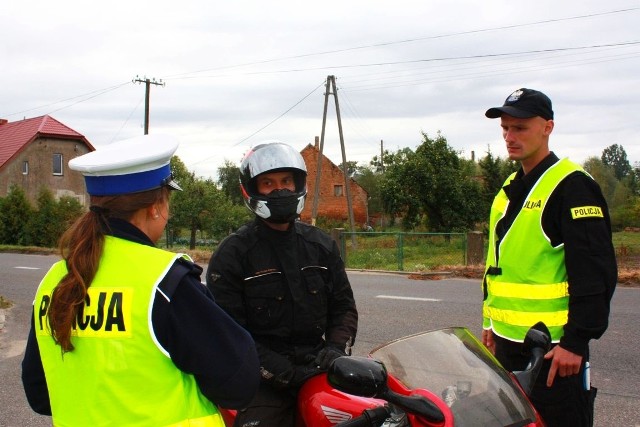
[{"xmin": 1, "ymin": 253, "xmax": 639, "ymax": 426}]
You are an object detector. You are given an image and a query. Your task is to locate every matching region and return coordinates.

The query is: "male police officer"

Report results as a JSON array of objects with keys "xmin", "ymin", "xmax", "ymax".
[{"xmin": 481, "ymin": 88, "xmax": 617, "ymax": 427}]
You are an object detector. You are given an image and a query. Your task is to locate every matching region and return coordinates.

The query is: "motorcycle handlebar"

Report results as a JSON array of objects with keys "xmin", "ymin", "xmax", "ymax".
[{"xmin": 336, "ymin": 405, "xmax": 392, "ymax": 427}]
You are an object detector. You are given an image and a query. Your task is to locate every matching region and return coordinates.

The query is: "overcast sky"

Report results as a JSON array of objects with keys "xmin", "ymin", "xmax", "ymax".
[{"xmin": 2, "ymin": 1, "xmax": 639, "ymax": 179}]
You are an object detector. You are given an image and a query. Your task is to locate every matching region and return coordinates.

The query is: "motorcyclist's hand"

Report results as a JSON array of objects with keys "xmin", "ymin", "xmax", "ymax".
[
  {"xmin": 273, "ymin": 365, "xmax": 322, "ymax": 390},
  {"xmin": 544, "ymin": 345, "xmax": 583, "ymax": 387},
  {"xmin": 314, "ymin": 346, "xmax": 347, "ymax": 370},
  {"xmin": 481, "ymin": 329, "xmax": 495, "ymax": 355}
]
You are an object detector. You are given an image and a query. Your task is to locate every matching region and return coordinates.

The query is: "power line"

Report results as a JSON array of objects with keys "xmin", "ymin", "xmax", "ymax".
[
  {"xmin": 162, "ymin": 7, "xmax": 639, "ymax": 80},
  {"xmin": 5, "ymin": 8, "xmax": 638, "ymax": 118},
  {"xmin": 157, "ymin": 40, "xmax": 640, "ymax": 81},
  {"xmin": 231, "ymin": 80, "xmax": 325, "ymax": 147},
  {"xmin": 2, "ymin": 82, "xmax": 131, "ymax": 118},
  {"xmin": 4, "ymin": 8, "xmax": 638, "ymax": 125},
  {"xmin": 189, "ymin": 80, "xmax": 326, "ymax": 168},
  {"xmin": 342, "ymin": 50, "xmax": 640, "ymax": 92}
]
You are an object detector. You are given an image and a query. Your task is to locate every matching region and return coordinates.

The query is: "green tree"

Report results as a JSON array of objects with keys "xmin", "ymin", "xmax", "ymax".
[
  {"xmin": 171, "ymin": 172, "xmax": 209, "ymax": 249},
  {"xmin": 170, "ymin": 156, "xmax": 191, "ymax": 187},
  {"xmin": 217, "ymin": 160, "xmax": 243, "ymax": 205},
  {"xmin": 207, "ymin": 201, "xmax": 251, "ymax": 238},
  {"xmin": 24, "ymin": 189, "xmax": 58, "ymax": 247},
  {"xmin": 25, "ymin": 190, "xmax": 84, "ymax": 247},
  {"xmin": 352, "ymin": 166, "xmax": 382, "ymax": 226},
  {"xmin": 601, "ymin": 144, "xmax": 632, "ymax": 180},
  {"xmin": 478, "ymin": 148, "xmax": 503, "ymax": 203},
  {"xmin": 583, "ymin": 157, "xmax": 618, "ymax": 206},
  {"xmin": 170, "ymin": 171, "xmax": 251, "ymax": 249},
  {"xmin": 0, "ymin": 185, "xmax": 33, "ymax": 245},
  {"xmin": 623, "ymin": 161, "xmax": 640, "ymax": 196},
  {"xmin": 379, "ymin": 132, "xmax": 485, "ymax": 231},
  {"xmin": 56, "ymin": 195, "xmax": 84, "ymax": 232},
  {"xmin": 339, "ymin": 160, "xmax": 360, "ymax": 177},
  {"xmin": 478, "ymin": 147, "xmax": 519, "ymax": 210}
]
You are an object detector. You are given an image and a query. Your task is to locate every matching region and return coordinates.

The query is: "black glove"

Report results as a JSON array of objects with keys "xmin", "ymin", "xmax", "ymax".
[
  {"xmin": 314, "ymin": 346, "xmax": 347, "ymax": 370},
  {"xmin": 272, "ymin": 365, "xmax": 323, "ymax": 390}
]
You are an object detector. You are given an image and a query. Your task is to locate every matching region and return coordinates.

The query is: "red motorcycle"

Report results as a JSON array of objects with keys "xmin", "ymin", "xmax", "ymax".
[{"xmin": 221, "ymin": 323, "xmax": 550, "ymax": 427}]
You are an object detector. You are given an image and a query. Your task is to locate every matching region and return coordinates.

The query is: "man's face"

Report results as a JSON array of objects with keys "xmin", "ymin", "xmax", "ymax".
[
  {"xmin": 256, "ymin": 171, "xmax": 296, "ymax": 196},
  {"xmin": 500, "ymin": 115, "xmax": 554, "ymax": 166}
]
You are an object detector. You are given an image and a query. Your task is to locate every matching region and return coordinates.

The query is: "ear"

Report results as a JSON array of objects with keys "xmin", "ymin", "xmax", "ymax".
[
  {"xmin": 146, "ymin": 203, "xmax": 159, "ymax": 219},
  {"xmin": 543, "ymin": 119, "xmax": 554, "ymax": 136}
]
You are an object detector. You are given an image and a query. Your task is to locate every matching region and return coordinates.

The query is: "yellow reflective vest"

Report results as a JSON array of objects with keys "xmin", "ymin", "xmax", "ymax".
[
  {"xmin": 34, "ymin": 236, "xmax": 223, "ymax": 427},
  {"xmin": 483, "ymin": 158, "xmax": 585, "ymax": 342}
]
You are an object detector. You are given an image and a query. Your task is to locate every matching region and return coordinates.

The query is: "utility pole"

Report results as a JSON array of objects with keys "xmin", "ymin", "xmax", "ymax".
[
  {"xmin": 132, "ymin": 76, "xmax": 165, "ymax": 134},
  {"xmin": 311, "ymin": 75, "xmax": 356, "ymax": 236}
]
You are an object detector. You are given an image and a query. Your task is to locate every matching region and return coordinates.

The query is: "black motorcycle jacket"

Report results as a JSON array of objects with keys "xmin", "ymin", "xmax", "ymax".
[{"xmin": 206, "ymin": 218, "xmax": 358, "ymax": 379}]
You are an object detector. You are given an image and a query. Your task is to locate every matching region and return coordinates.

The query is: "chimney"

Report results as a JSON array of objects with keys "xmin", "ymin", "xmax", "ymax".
[
  {"xmin": 0, "ymin": 119, "xmax": 8, "ymax": 126},
  {"xmin": 314, "ymin": 136, "xmax": 319, "ymax": 149}
]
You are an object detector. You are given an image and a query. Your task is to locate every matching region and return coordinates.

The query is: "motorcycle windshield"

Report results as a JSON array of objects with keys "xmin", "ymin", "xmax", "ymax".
[{"xmin": 369, "ymin": 327, "xmax": 537, "ymax": 427}]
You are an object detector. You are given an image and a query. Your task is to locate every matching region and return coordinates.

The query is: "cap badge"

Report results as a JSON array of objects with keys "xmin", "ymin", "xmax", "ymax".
[{"xmin": 507, "ymin": 89, "xmax": 524, "ymax": 102}]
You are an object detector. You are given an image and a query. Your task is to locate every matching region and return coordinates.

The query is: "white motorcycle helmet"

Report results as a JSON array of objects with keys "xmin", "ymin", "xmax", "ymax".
[{"xmin": 239, "ymin": 142, "xmax": 307, "ymax": 223}]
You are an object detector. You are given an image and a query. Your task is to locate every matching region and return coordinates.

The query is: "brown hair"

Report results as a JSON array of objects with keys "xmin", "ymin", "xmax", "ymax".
[{"xmin": 48, "ymin": 187, "xmax": 169, "ymax": 352}]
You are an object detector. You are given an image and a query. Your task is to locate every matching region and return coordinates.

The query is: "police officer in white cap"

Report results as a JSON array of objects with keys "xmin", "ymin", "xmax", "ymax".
[{"xmin": 21, "ymin": 134, "xmax": 259, "ymax": 427}]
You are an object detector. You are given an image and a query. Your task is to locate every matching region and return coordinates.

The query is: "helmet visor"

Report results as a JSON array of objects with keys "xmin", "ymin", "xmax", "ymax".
[{"xmin": 241, "ymin": 142, "xmax": 307, "ymax": 180}]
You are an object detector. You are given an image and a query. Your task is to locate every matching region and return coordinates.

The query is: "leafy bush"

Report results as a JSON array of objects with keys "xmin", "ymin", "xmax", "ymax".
[{"xmin": 0, "ymin": 187, "xmax": 84, "ymax": 247}]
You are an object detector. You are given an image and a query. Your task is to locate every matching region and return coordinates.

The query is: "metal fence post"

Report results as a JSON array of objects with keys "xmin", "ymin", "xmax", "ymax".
[
  {"xmin": 466, "ymin": 231, "xmax": 484, "ymax": 265},
  {"xmin": 397, "ymin": 233, "xmax": 404, "ymax": 271},
  {"xmin": 332, "ymin": 228, "xmax": 346, "ymax": 263}
]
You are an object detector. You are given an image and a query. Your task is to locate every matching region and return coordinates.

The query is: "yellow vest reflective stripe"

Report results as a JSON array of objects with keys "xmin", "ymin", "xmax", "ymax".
[
  {"xmin": 483, "ymin": 158, "xmax": 585, "ymax": 342},
  {"xmin": 34, "ymin": 236, "xmax": 223, "ymax": 427},
  {"xmin": 483, "ymin": 306, "xmax": 568, "ymax": 327},
  {"xmin": 166, "ymin": 414, "xmax": 225, "ymax": 427},
  {"xmin": 488, "ymin": 281, "xmax": 568, "ymax": 299}
]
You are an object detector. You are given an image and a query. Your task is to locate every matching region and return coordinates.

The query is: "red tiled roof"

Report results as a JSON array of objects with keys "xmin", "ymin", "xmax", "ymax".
[{"xmin": 0, "ymin": 115, "xmax": 93, "ymax": 169}]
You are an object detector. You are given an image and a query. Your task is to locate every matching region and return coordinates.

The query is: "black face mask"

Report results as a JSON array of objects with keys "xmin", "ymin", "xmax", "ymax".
[{"xmin": 255, "ymin": 189, "xmax": 302, "ymax": 224}]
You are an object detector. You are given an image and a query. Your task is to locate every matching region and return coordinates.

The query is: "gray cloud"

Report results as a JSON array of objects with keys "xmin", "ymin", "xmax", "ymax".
[{"xmin": 1, "ymin": 1, "xmax": 639, "ymax": 180}]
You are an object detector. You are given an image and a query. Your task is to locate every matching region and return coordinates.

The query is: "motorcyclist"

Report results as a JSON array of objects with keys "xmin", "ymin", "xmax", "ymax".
[{"xmin": 206, "ymin": 141, "xmax": 358, "ymax": 426}]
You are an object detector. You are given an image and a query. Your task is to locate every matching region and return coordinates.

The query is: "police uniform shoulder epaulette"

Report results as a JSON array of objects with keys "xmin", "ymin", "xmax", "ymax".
[{"xmin": 158, "ymin": 259, "xmax": 197, "ymax": 301}]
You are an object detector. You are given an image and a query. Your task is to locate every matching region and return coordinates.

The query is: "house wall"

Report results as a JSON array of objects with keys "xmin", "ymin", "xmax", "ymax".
[
  {"xmin": 300, "ymin": 144, "xmax": 369, "ymax": 226},
  {"xmin": 0, "ymin": 137, "xmax": 90, "ymax": 206}
]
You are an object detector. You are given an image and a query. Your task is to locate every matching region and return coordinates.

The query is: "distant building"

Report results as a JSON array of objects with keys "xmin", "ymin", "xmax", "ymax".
[
  {"xmin": 0, "ymin": 115, "xmax": 94, "ymax": 206},
  {"xmin": 300, "ymin": 138, "xmax": 369, "ymax": 226}
]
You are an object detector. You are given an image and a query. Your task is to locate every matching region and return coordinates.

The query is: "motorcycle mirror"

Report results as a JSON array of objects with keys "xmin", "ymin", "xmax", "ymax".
[
  {"xmin": 522, "ymin": 321, "xmax": 552, "ymax": 354},
  {"xmin": 514, "ymin": 321, "xmax": 552, "ymax": 396},
  {"xmin": 327, "ymin": 356, "xmax": 388, "ymax": 398}
]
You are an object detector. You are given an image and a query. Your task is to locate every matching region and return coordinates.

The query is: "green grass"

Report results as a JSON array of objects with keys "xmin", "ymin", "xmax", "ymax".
[
  {"xmin": 1, "ymin": 230, "xmax": 638, "ymax": 275},
  {"xmin": 343, "ymin": 233, "xmax": 467, "ymax": 271},
  {"xmin": 612, "ymin": 231, "xmax": 640, "ymax": 247},
  {"xmin": 342, "ymin": 231, "xmax": 640, "ymax": 272}
]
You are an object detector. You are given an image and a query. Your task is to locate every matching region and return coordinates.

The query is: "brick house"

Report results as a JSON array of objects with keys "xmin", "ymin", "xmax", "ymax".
[
  {"xmin": 299, "ymin": 140, "xmax": 369, "ymax": 226},
  {"xmin": 0, "ymin": 115, "xmax": 94, "ymax": 206}
]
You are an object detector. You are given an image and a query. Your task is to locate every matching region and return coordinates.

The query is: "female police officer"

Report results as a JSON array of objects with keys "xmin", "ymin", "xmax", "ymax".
[{"xmin": 21, "ymin": 134, "xmax": 259, "ymax": 426}]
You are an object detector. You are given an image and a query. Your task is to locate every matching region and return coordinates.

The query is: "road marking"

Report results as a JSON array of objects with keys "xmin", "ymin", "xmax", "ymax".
[
  {"xmin": 376, "ymin": 295, "xmax": 441, "ymax": 302},
  {"xmin": 15, "ymin": 266, "xmax": 39, "ymax": 270}
]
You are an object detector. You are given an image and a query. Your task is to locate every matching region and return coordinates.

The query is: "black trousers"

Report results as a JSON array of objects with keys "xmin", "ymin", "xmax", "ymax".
[
  {"xmin": 233, "ymin": 381, "xmax": 297, "ymax": 427},
  {"xmin": 494, "ymin": 334, "xmax": 596, "ymax": 427}
]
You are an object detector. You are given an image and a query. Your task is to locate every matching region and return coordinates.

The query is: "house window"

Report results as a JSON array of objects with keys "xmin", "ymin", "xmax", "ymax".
[
  {"xmin": 22, "ymin": 161, "xmax": 29, "ymax": 175},
  {"xmin": 334, "ymin": 185, "xmax": 343, "ymax": 197},
  {"xmin": 53, "ymin": 153, "xmax": 63, "ymax": 175}
]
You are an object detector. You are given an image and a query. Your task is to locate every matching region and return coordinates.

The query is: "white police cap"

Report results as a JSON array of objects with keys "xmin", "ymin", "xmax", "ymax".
[{"xmin": 69, "ymin": 134, "xmax": 183, "ymax": 196}]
